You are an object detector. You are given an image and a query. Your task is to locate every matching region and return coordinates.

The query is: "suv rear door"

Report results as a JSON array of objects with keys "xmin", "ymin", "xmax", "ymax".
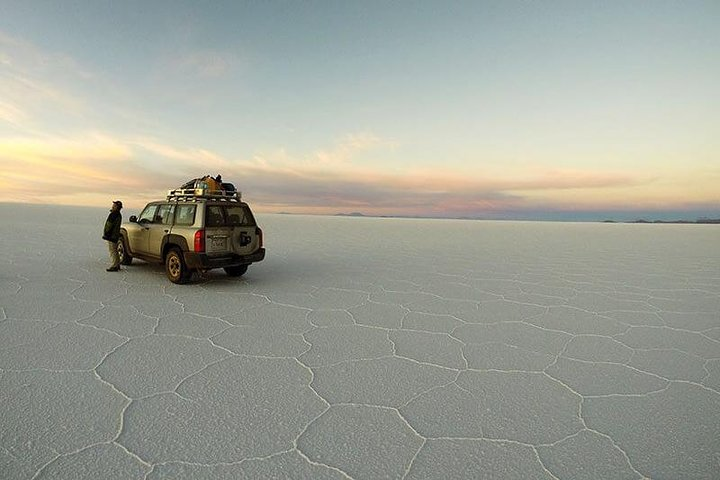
[
  {"xmin": 204, "ymin": 204, "xmax": 233, "ymax": 257},
  {"xmin": 203, "ymin": 203, "xmax": 258, "ymax": 257},
  {"xmin": 225, "ymin": 204, "xmax": 259, "ymax": 255}
]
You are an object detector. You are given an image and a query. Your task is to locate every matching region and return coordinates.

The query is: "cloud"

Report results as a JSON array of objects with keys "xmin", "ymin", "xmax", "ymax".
[
  {"xmin": 0, "ymin": 134, "xmax": 169, "ymax": 208},
  {"xmin": 0, "ymin": 32, "xmax": 99, "ymax": 135},
  {"xmin": 207, "ymin": 154, "xmax": 653, "ymax": 217},
  {"xmin": 141, "ymin": 48, "xmax": 246, "ymax": 109},
  {"xmin": 0, "ymin": 100, "xmax": 27, "ymax": 126},
  {"xmin": 0, "ymin": 31, "xmax": 91, "ymax": 85},
  {"xmin": 0, "ymin": 70, "xmax": 85, "ymax": 130},
  {"xmin": 0, "ymin": 134, "xmax": 242, "ymax": 207},
  {"xmin": 0, "ymin": 135, "xmax": 137, "ymax": 193},
  {"xmin": 507, "ymin": 168, "xmax": 644, "ymax": 191},
  {"xmin": 0, "ymin": 31, "xmax": 165, "ymax": 139},
  {"xmin": 313, "ymin": 132, "xmax": 398, "ymax": 166},
  {"xmin": 131, "ymin": 138, "xmax": 228, "ymax": 167},
  {"xmin": 1, "ymin": 134, "xmax": 130, "ymax": 160},
  {"xmin": 0, "ymin": 131, "xmax": 714, "ymax": 216}
]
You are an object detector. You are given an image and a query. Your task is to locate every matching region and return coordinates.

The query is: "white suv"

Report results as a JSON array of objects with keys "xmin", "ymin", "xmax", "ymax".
[{"xmin": 118, "ymin": 189, "xmax": 265, "ymax": 283}]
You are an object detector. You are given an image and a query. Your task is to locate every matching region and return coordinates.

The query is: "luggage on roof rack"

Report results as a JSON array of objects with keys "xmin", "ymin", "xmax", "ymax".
[
  {"xmin": 166, "ymin": 188, "xmax": 242, "ymax": 202},
  {"xmin": 180, "ymin": 176, "xmax": 234, "ymax": 191},
  {"xmin": 171, "ymin": 175, "xmax": 240, "ymax": 202}
]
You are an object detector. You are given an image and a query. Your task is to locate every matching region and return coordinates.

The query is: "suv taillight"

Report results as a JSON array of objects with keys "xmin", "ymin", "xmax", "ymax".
[
  {"xmin": 256, "ymin": 227, "xmax": 263, "ymax": 248},
  {"xmin": 194, "ymin": 229, "xmax": 205, "ymax": 252}
]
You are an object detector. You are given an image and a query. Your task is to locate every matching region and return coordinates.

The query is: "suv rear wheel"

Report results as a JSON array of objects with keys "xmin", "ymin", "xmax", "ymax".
[
  {"xmin": 166, "ymin": 248, "xmax": 191, "ymax": 284},
  {"xmin": 224, "ymin": 265, "xmax": 248, "ymax": 277}
]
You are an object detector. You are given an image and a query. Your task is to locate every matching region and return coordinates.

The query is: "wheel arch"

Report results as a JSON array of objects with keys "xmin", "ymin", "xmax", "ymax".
[
  {"xmin": 161, "ymin": 234, "xmax": 190, "ymax": 260},
  {"xmin": 119, "ymin": 229, "xmax": 133, "ymax": 254}
]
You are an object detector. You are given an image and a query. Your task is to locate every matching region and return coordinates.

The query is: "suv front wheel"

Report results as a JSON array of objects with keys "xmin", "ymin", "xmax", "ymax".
[
  {"xmin": 166, "ymin": 248, "xmax": 191, "ymax": 284},
  {"xmin": 118, "ymin": 237, "xmax": 133, "ymax": 265}
]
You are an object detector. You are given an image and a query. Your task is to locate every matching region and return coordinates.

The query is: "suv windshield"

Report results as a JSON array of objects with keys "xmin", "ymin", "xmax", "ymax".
[{"xmin": 138, "ymin": 205, "xmax": 157, "ymax": 223}]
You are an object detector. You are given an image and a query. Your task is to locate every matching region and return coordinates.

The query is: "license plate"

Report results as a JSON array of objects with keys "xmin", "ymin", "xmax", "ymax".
[{"xmin": 209, "ymin": 237, "xmax": 227, "ymax": 250}]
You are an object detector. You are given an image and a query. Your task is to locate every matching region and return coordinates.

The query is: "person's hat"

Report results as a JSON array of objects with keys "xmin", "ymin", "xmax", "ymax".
[{"xmin": 113, "ymin": 200, "xmax": 123, "ymax": 209}]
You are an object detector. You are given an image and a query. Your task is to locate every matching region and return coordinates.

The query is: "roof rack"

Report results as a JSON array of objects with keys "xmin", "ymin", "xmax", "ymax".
[{"xmin": 166, "ymin": 188, "xmax": 242, "ymax": 202}]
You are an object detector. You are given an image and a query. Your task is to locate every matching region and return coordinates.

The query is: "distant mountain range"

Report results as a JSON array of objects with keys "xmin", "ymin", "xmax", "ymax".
[
  {"xmin": 618, "ymin": 218, "xmax": 720, "ymax": 224},
  {"xmin": 335, "ymin": 212, "xmax": 367, "ymax": 217}
]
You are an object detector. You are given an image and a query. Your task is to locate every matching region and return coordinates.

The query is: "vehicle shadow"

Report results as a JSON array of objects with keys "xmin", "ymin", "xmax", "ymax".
[
  {"xmin": 123, "ymin": 255, "xmax": 323, "ymax": 287},
  {"xmin": 123, "ymin": 259, "xmax": 254, "ymax": 286}
]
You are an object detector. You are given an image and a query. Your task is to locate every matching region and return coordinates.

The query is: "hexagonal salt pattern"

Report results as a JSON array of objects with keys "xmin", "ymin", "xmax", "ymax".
[
  {"xmin": 1, "ymin": 371, "xmax": 128, "ymax": 477},
  {"xmin": 536, "ymin": 430, "xmax": 641, "ymax": 479},
  {"xmin": 34, "ymin": 443, "xmax": 149, "ymax": 480},
  {"xmin": 146, "ymin": 450, "xmax": 346, "ymax": 479},
  {"xmin": 583, "ymin": 383, "xmax": 720, "ymax": 479},
  {"xmin": 2, "ymin": 206, "xmax": 719, "ymax": 479},
  {"xmin": 118, "ymin": 356, "xmax": 326, "ymax": 464},
  {"xmin": 407, "ymin": 439, "xmax": 555, "ymax": 479},
  {"xmin": 297, "ymin": 405, "xmax": 423, "ymax": 480}
]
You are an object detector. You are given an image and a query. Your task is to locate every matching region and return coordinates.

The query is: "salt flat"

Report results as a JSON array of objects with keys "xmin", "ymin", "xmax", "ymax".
[{"xmin": 1, "ymin": 203, "xmax": 719, "ymax": 479}]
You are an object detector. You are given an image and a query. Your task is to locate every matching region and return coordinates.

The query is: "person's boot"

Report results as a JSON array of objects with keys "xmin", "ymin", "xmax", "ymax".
[{"xmin": 106, "ymin": 266, "xmax": 120, "ymax": 272}]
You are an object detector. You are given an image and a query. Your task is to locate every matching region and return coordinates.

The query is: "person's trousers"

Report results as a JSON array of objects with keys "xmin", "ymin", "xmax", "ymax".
[{"xmin": 106, "ymin": 240, "xmax": 120, "ymax": 269}]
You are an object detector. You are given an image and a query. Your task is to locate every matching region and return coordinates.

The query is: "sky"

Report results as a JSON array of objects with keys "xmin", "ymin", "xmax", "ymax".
[{"xmin": 0, "ymin": 1, "xmax": 718, "ymax": 220}]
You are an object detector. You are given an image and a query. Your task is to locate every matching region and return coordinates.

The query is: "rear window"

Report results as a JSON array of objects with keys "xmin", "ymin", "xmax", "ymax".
[
  {"xmin": 225, "ymin": 205, "xmax": 255, "ymax": 226},
  {"xmin": 174, "ymin": 204, "xmax": 196, "ymax": 226},
  {"xmin": 204, "ymin": 204, "xmax": 255, "ymax": 227},
  {"xmin": 205, "ymin": 205, "xmax": 225, "ymax": 227}
]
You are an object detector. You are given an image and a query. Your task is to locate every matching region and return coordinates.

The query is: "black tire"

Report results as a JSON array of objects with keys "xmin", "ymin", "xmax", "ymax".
[
  {"xmin": 224, "ymin": 264, "xmax": 248, "ymax": 277},
  {"xmin": 118, "ymin": 237, "xmax": 133, "ymax": 265},
  {"xmin": 166, "ymin": 248, "xmax": 191, "ymax": 284}
]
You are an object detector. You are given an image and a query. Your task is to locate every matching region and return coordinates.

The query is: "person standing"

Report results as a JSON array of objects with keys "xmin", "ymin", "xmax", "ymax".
[{"xmin": 103, "ymin": 200, "xmax": 123, "ymax": 272}]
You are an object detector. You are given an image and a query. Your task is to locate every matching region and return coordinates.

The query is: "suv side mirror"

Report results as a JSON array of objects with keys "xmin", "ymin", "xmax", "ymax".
[{"xmin": 129, "ymin": 215, "xmax": 138, "ymax": 223}]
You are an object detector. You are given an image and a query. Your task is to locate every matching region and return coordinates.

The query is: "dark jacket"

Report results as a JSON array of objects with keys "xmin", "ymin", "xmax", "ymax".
[{"xmin": 103, "ymin": 211, "xmax": 122, "ymax": 242}]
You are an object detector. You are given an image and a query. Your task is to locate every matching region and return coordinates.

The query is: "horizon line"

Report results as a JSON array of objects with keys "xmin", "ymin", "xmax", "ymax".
[{"xmin": 2, "ymin": 201, "xmax": 718, "ymax": 224}]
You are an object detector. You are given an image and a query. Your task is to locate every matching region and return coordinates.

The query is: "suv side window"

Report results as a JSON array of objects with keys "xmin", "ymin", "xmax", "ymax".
[
  {"xmin": 155, "ymin": 204, "xmax": 174, "ymax": 224},
  {"xmin": 174, "ymin": 204, "xmax": 196, "ymax": 226},
  {"xmin": 205, "ymin": 205, "xmax": 225, "ymax": 227},
  {"xmin": 138, "ymin": 205, "xmax": 158, "ymax": 223}
]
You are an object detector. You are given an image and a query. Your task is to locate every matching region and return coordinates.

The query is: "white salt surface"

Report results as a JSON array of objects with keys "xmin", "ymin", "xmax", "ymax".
[{"xmin": 1, "ymin": 203, "xmax": 719, "ymax": 479}]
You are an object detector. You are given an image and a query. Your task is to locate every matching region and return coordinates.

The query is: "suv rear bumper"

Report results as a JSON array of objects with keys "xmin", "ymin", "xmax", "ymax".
[{"xmin": 184, "ymin": 248, "xmax": 265, "ymax": 270}]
